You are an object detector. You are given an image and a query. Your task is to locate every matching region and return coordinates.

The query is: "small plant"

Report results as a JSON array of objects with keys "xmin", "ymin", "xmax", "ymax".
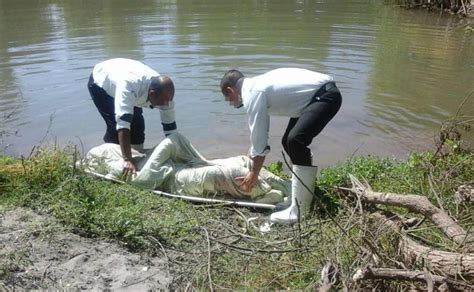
[{"xmin": 266, "ymin": 161, "xmax": 288, "ymax": 178}]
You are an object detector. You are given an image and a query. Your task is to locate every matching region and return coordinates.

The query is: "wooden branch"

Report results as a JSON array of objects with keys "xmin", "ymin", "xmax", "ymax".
[
  {"xmin": 400, "ymin": 236, "xmax": 474, "ymax": 280},
  {"xmin": 371, "ymin": 213, "xmax": 474, "ymax": 281},
  {"xmin": 353, "ymin": 267, "xmax": 473, "ymax": 291},
  {"xmin": 347, "ymin": 175, "xmax": 473, "ymax": 247}
]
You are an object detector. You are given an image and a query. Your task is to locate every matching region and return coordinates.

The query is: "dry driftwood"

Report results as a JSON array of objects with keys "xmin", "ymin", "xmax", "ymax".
[
  {"xmin": 370, "ymin": 212, "xmax": 474, "ymax": 281},
  {"xmin": 345, "ymin": 175, "xmax": 473, "ymax": 247},
  {"xmin": 401, "ymin": 236, "xmax": 474, "ymax": 280},
  {"xmin": 344, "ymin": 176, "xmax": 474, "ymax": 288},
  {"xmin": 353, "ymin": 267, "xmax": 473, "ymax": 291}
]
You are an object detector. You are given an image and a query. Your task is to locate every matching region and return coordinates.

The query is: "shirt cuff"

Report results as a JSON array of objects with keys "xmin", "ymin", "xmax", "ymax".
[
  {"xmin": 249, "ymin": 145, "xmax": 270, "ymax": 158},
  {"xmin": 116, "ymin": 120, "xmax": 131, "ymax": 130},
  {"xmin": 162, "ymin": 121, "xmax": 177, "ymax": 136}
]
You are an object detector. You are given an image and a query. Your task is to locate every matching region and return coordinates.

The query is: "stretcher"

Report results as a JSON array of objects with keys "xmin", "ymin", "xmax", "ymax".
[{"xmin": 85, "ymin": 169, "xmax": 277, "ymax": 210}]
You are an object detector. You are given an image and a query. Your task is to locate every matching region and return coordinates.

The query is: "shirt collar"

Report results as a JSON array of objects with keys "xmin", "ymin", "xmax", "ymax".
[{"xmin": 240, "ymin": 77, "xmax": 253, "ymax": 109}]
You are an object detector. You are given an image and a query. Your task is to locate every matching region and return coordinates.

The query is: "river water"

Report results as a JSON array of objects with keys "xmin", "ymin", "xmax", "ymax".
[{"xmin": 1, "ymin": 0, "xmax": 473, "ymax": 167}]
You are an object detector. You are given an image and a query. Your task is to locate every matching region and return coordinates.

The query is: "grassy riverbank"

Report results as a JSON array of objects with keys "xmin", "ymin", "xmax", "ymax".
[{"xmin": 1, "ymin": 134, "xmax": 473, "ymax": 289}]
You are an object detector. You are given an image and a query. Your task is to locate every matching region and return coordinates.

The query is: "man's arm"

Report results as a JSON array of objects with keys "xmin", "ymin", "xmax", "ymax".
[
  {"xmin": 113, "ymin": 82, "xmax": 138, "ymax": 177},
  {"xmin": 157, "ymin": 101, "xmax": 177, "ymax": 136},
  {"xmin": 236, "ymin": 91, "xmax": 270, "ymax": 193},
  {"xmin": 235, "ymin": 155, "xmax": 266, "ymax": 193},
  {"xmin": 118, "ymin": 128, "xmax": 137, "ymax": 177}
]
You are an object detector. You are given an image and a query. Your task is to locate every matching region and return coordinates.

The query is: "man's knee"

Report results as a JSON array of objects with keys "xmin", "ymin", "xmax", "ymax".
[{"xmin": 286, "ymin": 133, "xmax": 313, "ymax": 165}]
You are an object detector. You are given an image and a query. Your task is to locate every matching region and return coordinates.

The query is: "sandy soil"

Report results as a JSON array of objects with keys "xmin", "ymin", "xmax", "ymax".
[{"xmin": 0, "ymin": 208, "xmax": 172, "ymax": 290}]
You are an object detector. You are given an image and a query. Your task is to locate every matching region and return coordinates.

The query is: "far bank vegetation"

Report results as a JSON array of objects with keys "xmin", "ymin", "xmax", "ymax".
[{"xmin": 394, "ymin": 0, "xmax": 474, "ymax": 16}]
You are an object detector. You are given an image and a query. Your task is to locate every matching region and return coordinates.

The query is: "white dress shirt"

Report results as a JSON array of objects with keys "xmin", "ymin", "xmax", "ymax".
[
  {"xmin": 241, "ymin": 68, "xmax": 333, "ymax": 157},
  {"xmin": 92, "ymin": 58, "xmax": 176, "ymax": 134}
]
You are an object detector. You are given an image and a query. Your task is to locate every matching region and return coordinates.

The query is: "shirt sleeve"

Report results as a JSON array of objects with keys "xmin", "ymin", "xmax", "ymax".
[
  {"xmin": 114, "ymin": 81, "xmax": 135, "ymax": 130},
  {"xmin": 157, "ymin": 100, "xmax": 177, "ymax": 136},
  {"xmin": 247, "ymin": 91, "xmax": 270, "ymax": 158}
]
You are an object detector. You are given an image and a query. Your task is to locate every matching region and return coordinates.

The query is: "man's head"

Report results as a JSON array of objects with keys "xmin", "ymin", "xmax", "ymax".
[
  {"xmin": 220, "ymin": 69, "xmax": 244, "ymax": 108},
  {"xmin": 148, "ymin": 76, "xmax": 175, "ymax": 106}
]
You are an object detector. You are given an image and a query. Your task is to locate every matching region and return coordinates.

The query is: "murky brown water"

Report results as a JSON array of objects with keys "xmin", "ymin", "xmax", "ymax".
[{"xmin": 1, "ymin": 0, "xmax": 473, "ymax": 167}]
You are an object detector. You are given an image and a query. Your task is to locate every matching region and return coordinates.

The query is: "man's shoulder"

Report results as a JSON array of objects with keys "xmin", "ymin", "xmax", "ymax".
[
  {"xmin": 95, "ymin": 59, "xmax": 158, "ymax": 76},
  {"xmin": 97, "ymin": 58, "xmax": 142, "ymax": 66}
]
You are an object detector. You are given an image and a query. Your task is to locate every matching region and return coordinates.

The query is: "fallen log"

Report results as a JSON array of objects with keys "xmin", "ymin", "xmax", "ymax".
[
  {"xmin": 370, "ymin": 213, "xmax": 474, "ymax": 281},
  {"xmin": 353, "ymin": 267, "xmax": 473, "ymax": 291},
  {"xmin": 400, "ymin": 236, "xmax": 474, "ymax": 280},
  {"xmin": 344, "ymin": 175, "xmax": 473, "ymax": 247},
  {"xmin": 344, "ymin": 176, "xmax": 474, "ymax": 288}
]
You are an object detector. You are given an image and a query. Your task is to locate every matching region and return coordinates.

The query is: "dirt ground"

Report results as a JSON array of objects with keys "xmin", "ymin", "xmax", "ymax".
[{"xmin": 0, "ymin": 208, "xmax": 173, "ymax": 290}]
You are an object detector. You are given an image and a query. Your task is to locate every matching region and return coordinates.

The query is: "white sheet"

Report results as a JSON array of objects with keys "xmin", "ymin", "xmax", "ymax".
[{"xmin": 82, "ymin": 133, "xmax": 289, "ymax": 204}]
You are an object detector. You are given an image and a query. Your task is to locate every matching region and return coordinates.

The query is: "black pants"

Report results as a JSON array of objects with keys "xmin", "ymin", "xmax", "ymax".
[
  {"xmin": 88, "ymin": 75, "xmax": 145, "ymax": 145},
  {"xmin": 281, "ymin": 82, "xmax": 342, "ymax": 166}
]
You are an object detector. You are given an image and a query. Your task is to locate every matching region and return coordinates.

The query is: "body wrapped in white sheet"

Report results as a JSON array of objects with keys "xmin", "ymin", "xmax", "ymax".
[{"xmin": 82, "ymin": 133, "xmax": 289, "ymax": 204}]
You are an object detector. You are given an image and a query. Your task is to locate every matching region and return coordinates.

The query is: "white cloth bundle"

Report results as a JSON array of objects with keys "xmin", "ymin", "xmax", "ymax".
[{"xmin": 82, "ymin": 133, "xmax": 289, "ymax": 204}]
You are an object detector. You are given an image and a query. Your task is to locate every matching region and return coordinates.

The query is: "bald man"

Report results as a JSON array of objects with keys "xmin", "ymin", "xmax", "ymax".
[{"xmin": 88, "ymin": 58, "xmax": 177, "ymax": 176}]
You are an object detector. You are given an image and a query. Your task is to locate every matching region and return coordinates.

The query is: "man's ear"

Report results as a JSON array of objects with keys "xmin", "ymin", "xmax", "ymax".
[
  {"xmin": 149, "ymin": 90, "xmax": 157, "ymax": 98},
  {"xmin": 226, "ymin": 86, "xmax": 235, "ymax": 95},
  {"xmin": 148, "ymin": 90, "xmax": 157, "ymax": 104}
]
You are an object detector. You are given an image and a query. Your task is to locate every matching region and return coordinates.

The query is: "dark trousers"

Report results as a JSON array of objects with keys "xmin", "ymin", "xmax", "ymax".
[
  {"xmin": 87, "ymin": 75, "xmax": 145, "ymax": 145},
  {"xmin": 281, "ymin": 83, "xmax": 342, "ymax": 166}
]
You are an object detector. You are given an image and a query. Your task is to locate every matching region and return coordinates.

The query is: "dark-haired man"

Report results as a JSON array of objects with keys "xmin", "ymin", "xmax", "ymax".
[
  {"xmin": 88, "ymin": 58, "xmax": 177, "ymax": 176},
  {"xmin": 221, "ymin": 68, "xmax": 342, "ymax": 224}
]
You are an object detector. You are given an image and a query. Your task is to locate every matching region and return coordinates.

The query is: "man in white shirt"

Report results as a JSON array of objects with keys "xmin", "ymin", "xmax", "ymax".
[
  {"xmin": 221, "ymin": 68, "xmax": 342, "ymax": 224},
  {"xmin": 88, "ymin": 58, "xmax": 177, "ymax": 176}
]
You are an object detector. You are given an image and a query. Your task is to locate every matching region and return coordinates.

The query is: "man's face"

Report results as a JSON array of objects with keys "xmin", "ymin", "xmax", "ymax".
[
  {"xmin": 223, "ymin": 86, "xmax": 242, "ymax": 108},
  {"xmin": 149, "ymin": 89, "xmax": 173, "ymax": 106}
]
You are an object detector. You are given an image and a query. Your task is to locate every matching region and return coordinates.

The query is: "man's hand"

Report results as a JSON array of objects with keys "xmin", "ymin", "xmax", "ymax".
[
  {"xmin": 235, "ymin": 155, "xmax": 266, "ymax": 193},
  {"xmin": 235, "ymin": 171, "xmax": 258, "ymax": 193},
  {"xmin": 121, "ymin": 160, "xmax": 137, "ymax": 180},
  {"xmin": 118, "ymin": 128, "xmax": 136, "ymax": 180}
]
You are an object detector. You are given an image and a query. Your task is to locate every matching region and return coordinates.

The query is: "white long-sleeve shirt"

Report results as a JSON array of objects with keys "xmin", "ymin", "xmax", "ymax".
[
  {"xmin": 92, "ymin": 58, "xmax": 176, "ymax": 135},
  {"xmin": 241, "ymin": 68, "xmax": 333, "ymax": 158}
]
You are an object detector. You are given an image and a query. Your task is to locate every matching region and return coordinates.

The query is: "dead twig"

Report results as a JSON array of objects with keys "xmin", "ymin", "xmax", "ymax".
[
  {"xmin": 40, "ymin": 262, "xmax": 52, "ymax": 285},
  {"xmin": 200, "ymin": 227, "xmax": 214, "ymax": 292}
]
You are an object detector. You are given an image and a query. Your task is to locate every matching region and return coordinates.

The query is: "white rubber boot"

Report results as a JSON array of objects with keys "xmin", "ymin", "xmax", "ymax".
[{"xmin": 270, "ymin": 165, "xmax": 317, "ymax": 224}]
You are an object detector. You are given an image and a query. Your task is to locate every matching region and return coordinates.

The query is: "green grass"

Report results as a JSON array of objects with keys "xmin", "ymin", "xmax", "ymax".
[{"xmin": 1, "ymin": 142, "xmax": 472, "ymax": 289}]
